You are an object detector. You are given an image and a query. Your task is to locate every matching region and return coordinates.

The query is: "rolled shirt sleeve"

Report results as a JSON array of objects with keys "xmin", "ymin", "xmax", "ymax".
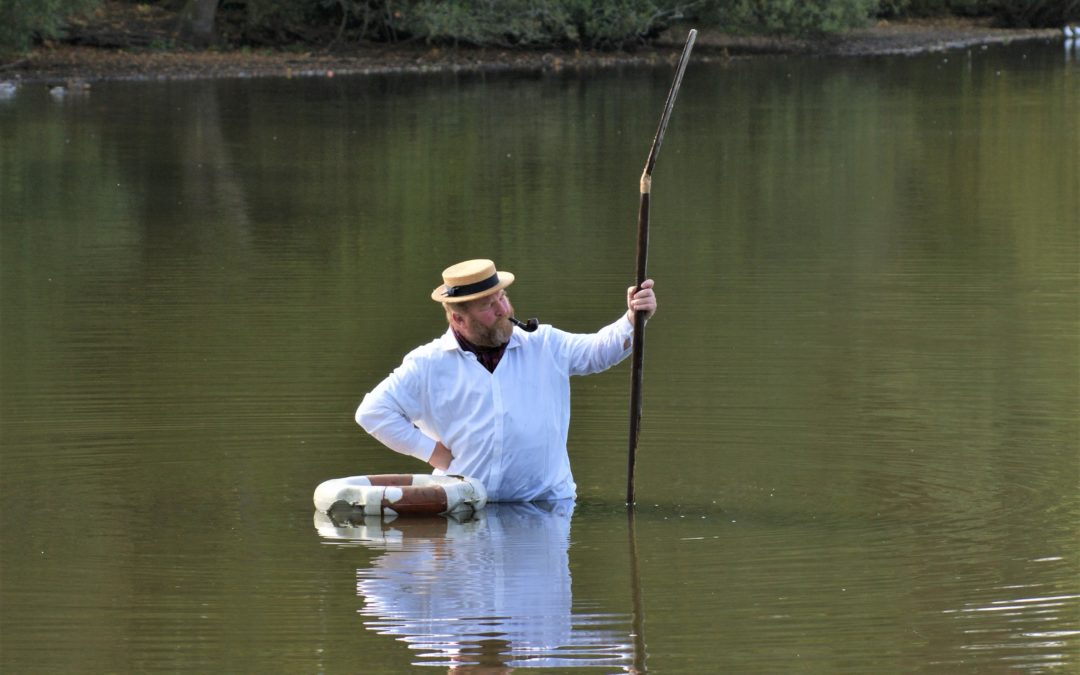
[{"xmin": 355, "ymin": 353, "xmax": 439, "ymax": 462}]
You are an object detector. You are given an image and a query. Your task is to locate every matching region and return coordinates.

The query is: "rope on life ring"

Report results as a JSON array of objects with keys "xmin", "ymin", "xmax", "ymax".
[{"xmin": 313, "ymin": 474, "xmax": 488, "ymax": 517}]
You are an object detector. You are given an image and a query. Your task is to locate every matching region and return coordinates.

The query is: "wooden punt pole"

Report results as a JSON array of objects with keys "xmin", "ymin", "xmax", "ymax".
[{"xmin": 627, "ymin": 29, "xmax": 697, "ymax": 506}]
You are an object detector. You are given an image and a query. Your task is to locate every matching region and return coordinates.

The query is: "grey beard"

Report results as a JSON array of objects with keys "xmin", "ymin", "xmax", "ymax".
[{"xmin": 468, "ymin": 315, "xmax": 514, "ymax": 347}]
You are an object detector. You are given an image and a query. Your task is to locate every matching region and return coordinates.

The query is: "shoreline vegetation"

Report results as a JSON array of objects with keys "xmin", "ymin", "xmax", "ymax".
[{"xmin": 0, "ymin": 4, "xmax": 1065, "ymax": 85}]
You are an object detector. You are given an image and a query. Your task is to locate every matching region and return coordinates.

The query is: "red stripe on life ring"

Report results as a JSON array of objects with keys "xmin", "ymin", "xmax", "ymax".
[{"xmin": 313, "ymin": 474, "xmax": 487, "ymax": 517}]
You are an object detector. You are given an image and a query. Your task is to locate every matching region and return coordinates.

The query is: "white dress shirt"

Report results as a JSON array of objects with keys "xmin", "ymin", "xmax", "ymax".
[{"xmin": 355, "ymin": 315, "xmax": 634, "ymax": 501}]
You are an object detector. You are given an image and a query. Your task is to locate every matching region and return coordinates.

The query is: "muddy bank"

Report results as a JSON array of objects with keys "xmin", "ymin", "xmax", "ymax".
[{"xmin": 2, "ymin": 17, "xmax": 1062, "ymax": 85}]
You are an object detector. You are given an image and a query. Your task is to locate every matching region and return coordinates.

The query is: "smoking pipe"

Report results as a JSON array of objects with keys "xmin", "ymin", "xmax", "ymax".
[{"xmin": 510, "ymin": 317, "xmax": 539, "ymax": 332}]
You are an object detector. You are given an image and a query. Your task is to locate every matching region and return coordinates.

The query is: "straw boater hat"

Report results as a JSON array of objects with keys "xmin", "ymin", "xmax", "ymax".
[{"xmin": 431, "ymin": 259, "xmax": 515, "ymax": 303}]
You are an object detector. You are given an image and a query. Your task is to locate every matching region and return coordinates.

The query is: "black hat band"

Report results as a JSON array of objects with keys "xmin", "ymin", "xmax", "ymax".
[{"xmin": 443, "ymin": 273, "xmax": 500, "ymax": 298}]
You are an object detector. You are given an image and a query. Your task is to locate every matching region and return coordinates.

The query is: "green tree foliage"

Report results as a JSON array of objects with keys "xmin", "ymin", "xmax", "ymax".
[
  {"xmin": 5, "ymin": 0, "xmax": 1075, "ymax": 58},
  {"xmin": 703, "ymin": 0, "xmax": 877, "ymax": 35},
  {"xmin": 216, "ymin": 0, "xmax": 330, "ymax": 43},
  {"xmin": 285, "ymin": 0, "xmax": 700, "ymax": 48},
  {"xmin": 0, "ymin": 0, "xmax": 100, "ymax": 58},
  {"xmin": 225, "ymin": 0, "xmax": 1079, "ymax": 44},
  {"xmin": 876, "ymin": 0, "xmax": 981, "ymax": 18},
  {"xmin": 990, "ymin": 0, "xmax": 1079, "ymax": 27},
  {"xmin": 397, "ymin": 0, "xmax": 693, "ymax": 48},
  {"xmin": 177, "ymin": 0, "xmax": 220, "ymax": 46},
  {"xmin": 877, "ymin": 0, "xmax": 1077, "ymax": 24},
  {"xmin": 222, "ymin": 0, "xmax": 869, "ymax": 48}
]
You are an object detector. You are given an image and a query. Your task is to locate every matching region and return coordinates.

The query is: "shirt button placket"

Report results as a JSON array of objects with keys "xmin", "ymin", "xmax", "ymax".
[{"xmin": 490, "ymin": 375, "xmax": 505, "ymax": 491}]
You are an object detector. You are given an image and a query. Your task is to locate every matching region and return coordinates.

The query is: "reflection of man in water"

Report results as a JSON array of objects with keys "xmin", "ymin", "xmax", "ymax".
[
  {"xmin": 356, "ymin": 259, "xmax": 657, "ymax": 502},
  {"xmin": 316, "ymin": 502, "xmax": 634, "ymax": 670}
]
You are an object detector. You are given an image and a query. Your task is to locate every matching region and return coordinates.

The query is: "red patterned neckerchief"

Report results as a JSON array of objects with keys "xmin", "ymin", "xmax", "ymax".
[{"xmin": 452, "ymin": 329, "xmax": 508, "ymax": 373}]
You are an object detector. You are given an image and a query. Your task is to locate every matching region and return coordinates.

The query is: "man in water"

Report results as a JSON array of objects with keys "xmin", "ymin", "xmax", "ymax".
[{"xmin": 355, "ymin": 258, "xmax": 656, "ymax": 502}]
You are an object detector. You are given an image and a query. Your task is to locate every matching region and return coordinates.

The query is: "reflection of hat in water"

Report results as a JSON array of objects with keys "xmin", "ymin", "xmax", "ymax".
[{"xmin": 431, "ymin": 259, "xmax": 515, "ymax": 303}]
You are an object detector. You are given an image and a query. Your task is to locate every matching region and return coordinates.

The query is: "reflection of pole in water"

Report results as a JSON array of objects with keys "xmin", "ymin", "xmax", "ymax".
[{"xmin": 627, "ymin": 509, "xmax": 648, "ymax": 673}]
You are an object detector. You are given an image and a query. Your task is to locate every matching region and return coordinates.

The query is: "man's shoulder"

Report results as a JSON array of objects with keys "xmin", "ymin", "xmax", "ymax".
[{"xmin": 402, "ymin": 331, "xmax": 457, "ymax": 363}]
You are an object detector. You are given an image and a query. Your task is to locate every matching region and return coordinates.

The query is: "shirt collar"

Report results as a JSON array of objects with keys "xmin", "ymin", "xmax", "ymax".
[{"xmin": 439, "ymin": 326, "xmax": 521, "ymax": 351}]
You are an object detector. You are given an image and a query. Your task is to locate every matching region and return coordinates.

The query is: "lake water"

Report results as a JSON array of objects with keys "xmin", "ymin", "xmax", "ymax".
[{"xmin": 1, "ymin": 39, "xmax": 1077, "ymax": 672}]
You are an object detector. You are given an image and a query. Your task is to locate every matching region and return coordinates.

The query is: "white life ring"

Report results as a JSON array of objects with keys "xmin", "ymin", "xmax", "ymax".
[{"xmin": 313, "ymin": 474, "xmax": 487, "ymax": 517}]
